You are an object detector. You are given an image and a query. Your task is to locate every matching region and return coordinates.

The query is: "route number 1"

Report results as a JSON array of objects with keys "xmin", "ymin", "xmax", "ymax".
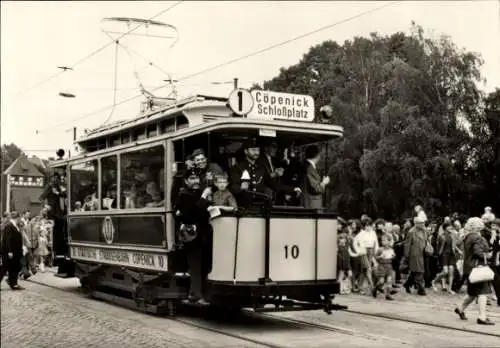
[
  {"xmin": 284, "ymin": 245, "xmax": 299, "ymax": 259},
  {"xmin": 237, "ymin": 91, "xmax": 243, "ymax": 112},
  {"xmin": 228, "ymin": 88, "xmax": 254, "ymax": 116}
]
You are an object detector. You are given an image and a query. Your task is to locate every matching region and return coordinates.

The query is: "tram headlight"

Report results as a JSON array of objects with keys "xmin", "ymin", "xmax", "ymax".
[
  {"xmin": 56, "ymin": 149, "xmax": 65, "ymax": 159},
  {"xmin": 319, "ymin": 105, "xmax": 333, "ymax": 122}
]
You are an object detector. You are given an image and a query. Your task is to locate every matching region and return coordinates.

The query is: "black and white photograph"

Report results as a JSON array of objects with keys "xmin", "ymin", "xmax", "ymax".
[{"xmin": 1, "ymin": 1, "xmax": 499, "ymax": 347}]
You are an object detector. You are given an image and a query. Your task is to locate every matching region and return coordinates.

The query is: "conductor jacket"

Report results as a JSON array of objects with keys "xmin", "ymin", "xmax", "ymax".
[
  {"xmin": 230, "ymin": 159, "xmax": 294, "ymax": 208},
  {"xmin": 174, "ymin": 188, "xmax": 210, "ymax": 245}
]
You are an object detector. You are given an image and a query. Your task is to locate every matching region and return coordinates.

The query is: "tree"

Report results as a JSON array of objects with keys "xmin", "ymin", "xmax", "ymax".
[
  {"xmin": 1, "ymin": 143, "xmax": 25, "ymax": 171},
  {"xmin": 262, "ymin": 23, "xmax": 487, "ymax": 220},
  {"xmin": 474, "ymin": 88, "xmax": 500, "ymax": 214}
]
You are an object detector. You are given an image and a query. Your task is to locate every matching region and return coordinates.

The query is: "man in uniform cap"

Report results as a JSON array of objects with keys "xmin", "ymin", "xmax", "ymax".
[
  {"xmin": 229, "ymin": 137, "xmax": 300, "ymax": 209},
  {"xmin": 174, "ymin": 167, "xmax": 212, "ymax": 303},
  {"xmin": 40, "ymin": 172, "xmax": 73, "ymax": 277}
]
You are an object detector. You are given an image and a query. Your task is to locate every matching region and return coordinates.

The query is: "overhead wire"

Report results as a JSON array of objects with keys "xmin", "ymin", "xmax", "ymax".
[
  {"xmin": 15, "ymin": 1, "xmax": 184, "ymax": 97},
  {"xmin": 38, "ymin": 1, "xmax": 398, "ymax": 131},
  {"xmin": 102, "ymin": 41, "xmax": 120, "ymax": 124}
]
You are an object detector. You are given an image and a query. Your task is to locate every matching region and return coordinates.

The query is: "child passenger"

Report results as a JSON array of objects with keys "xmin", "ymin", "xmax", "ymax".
[
  {"xmin": 212, "ymin": 174, "xmax": 237, "ymax": 210},
  {"xmin": 337, "ymin": 234, "xmax": 358, "ymax": 294},
  {"xmin": 373, "ymin": 234, "xmax": 396, "ymax": 300}
]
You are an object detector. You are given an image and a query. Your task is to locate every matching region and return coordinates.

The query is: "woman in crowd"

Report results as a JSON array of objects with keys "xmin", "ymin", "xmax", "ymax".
[
  {"xmin": 432, "ymin": 222, "xmax": 462, "ymax": 293},
  {"xmin": 348, "ymin": 219, "xmax": 363, "ymax": 292},
  {"xmin": 454, "ymin": 217, "xmax": 494, "ymax": 325},
  {"xmin": 353, "ymin": 217, "xmax": 378, "ymax": 294}
]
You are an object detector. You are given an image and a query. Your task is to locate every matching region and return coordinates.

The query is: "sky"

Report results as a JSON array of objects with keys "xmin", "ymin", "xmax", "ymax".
[{"xmin": 1, "ymin": 1, "xmax": 499, "ymax": 159}]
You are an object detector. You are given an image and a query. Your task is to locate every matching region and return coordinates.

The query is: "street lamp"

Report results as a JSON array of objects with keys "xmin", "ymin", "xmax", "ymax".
[
  {"xmin": 59, "ymin": 92, "xmax": 76, "ymax": 98},
  {"xmin": 57, "ymin": 66, "xmax": 76, "ymax": 98}
]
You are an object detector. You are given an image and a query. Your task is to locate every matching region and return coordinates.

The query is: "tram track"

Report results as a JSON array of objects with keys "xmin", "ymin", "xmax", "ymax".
[
  {"xmin": 24, "ymin": 275, "xmax": 499, "ymax": 344},
  {"xmin": 343, "ymin": 308, "xmax": 500, "ymax": 339},
  {"xmin": 23, "ymin": 276, "xmax": 402, "ymax": 348},
  {"xmin": 23, "ymin": 277, "xmax": 280, "ymax": 348}
]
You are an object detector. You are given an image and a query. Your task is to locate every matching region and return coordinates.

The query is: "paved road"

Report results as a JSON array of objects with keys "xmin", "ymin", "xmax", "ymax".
[
  {"xmin": 2, "ymin": 273, "xmax": 499, "ymax": 348},
  {"xmin": 1, "ymin": 280, "xmax": 260, "ymax": 348},
  {"xmin": 1, "ymin": 275, "xmax": 376, "ymax": 348}
]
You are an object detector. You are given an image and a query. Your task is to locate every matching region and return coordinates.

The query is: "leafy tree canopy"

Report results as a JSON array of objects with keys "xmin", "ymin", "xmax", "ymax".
[{"xmin": 261, "ymin": 22, "xmax": 497, "ymax": 220}]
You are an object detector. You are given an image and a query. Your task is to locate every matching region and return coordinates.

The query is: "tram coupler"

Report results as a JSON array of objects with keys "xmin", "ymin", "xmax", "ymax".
[{"xmin": 323, "ymin": 302, "xmax": 348, "ymax": 314}]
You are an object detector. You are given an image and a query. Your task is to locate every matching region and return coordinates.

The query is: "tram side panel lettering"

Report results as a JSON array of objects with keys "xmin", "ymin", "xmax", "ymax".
[
  {"xmin": 70, "ymin": 246, "xmax": 168, "ymax": 271},
  {"xmin": 69, "ymin": 216, "xmax": 165, "ymax": 247}
]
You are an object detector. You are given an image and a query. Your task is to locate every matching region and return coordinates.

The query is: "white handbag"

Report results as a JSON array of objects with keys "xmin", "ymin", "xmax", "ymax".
[{"xmin": 468, "ymin": 255, "xmax": 494, "ymax": 284}]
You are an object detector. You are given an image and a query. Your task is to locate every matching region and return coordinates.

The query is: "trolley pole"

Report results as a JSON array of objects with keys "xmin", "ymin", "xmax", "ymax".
[{"xmin": 233, "ymin": 78, "xmax": 238, "ymax": 89}]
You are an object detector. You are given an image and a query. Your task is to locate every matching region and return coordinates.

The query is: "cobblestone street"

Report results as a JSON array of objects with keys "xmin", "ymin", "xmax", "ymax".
[
  {"xmin": 2, "ymin": 272, "xmax": 500, "ymax": 348},
  {"xmin": 0, "ymin": 278, "xmax": 261, "ymax": 348}
]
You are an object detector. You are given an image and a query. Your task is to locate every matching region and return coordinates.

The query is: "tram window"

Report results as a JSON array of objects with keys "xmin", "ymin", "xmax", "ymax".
[
  {"xmin": 122, "ymin": 132, "xmax": 131, "ymax": 144},
  {"xmin": 160, "ymin": 119, "xmax": 175, "ymax": 134},
  {"xmin": 206, "ymin": 128, "xmax": 336, "ymax": 210},
  {"xmin": 147, "ymin": 123, "xmax": 158, "ymax": 138},
  {"xmin": 132, "ymin": 127, "xmax": 146, "ymax": 141},
  {"xmin": 176, "ymin": 116, "xmax": 188, "ymax": 130},
  {"xmin": 97, "ymin": 139, "xmax": 107, "ymax": 151},
  {"xmin": 120, "ymin": 145, "xmax": 165, "ymax": 209},
  {"xmin": 70, "ymin": 160, "xmax": 98, "ymax": 212},
  {"xmin": 101, "ymin": 156, "xmax": 118, "ymax": 210},
  {"xmin": 110, "ymin": 135, "xmax": 121, "ymax": 147}
]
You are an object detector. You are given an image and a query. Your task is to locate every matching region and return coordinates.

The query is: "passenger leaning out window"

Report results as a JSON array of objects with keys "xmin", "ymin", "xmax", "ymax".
[{"xmin": 191, "ymin": 148, "xmax": 224, "ymax": 188}]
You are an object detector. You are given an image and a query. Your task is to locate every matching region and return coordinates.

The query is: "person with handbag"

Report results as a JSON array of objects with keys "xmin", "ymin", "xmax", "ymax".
[{"xmin": 454, "ymin": 217, "xmax": 495, "ymax": 325}]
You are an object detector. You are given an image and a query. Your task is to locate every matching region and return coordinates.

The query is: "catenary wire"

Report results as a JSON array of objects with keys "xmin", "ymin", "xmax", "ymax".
[
  {"xmin": 37, "ymin": 1, "xmax": 398, "ymax": 131},
  {"xmin": 15, "ymin": 1, "xmax": 184, "ymax": 97},
  {"xmin": 102, "ymin": 42, "xmax": 120, "ymax": 125}
]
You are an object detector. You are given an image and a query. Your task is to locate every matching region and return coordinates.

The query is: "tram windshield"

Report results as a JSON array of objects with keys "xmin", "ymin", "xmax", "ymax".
[
  {"xmin": 173, "ymin": 128, "xmax": 338, "ymax": 211},
  {"xmin": 68, "ymin": 126, "xmax": 339, "ymax": 213}
]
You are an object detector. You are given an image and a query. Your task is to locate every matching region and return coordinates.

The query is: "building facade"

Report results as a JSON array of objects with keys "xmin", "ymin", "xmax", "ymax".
[{"xmin": 2, "ymin": 156, "xmax": 46, "ymax": 215}]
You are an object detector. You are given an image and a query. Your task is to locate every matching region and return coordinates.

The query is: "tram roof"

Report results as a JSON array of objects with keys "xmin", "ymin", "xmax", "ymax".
[
  {"xmin": 77, "ymin": 94, "xmax": 228, "ymax": 143},
  {"xmin": 48, "ymin": 93, "xmax": 344, "ymax": 167},
  {"xmin": 50, "ymin": 117, "xmax": 343, "ymax": 166}
]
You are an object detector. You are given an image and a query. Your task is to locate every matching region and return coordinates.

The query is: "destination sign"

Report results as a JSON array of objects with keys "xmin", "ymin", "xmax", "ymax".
[
  {"xmin": 70, "ymin": 246, "xmax": 168, "ymax": 272},
  {"xmin": 247, "ymin": 90, "xmax": 315, "ymax": 122}
]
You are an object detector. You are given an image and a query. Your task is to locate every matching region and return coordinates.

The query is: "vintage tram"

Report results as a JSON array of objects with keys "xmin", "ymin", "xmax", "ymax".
[{"xmin": 49, "ymin": 90, "xmax": 345, "ymax": 315}]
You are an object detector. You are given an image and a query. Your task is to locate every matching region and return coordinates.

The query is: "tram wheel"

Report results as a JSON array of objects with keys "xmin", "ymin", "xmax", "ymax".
[
  {"xmin": 79, "ymin": 277, "xmax": 91, "ymax": 294},
  {"xmin": 166, "ymin": 299, "xmax": 178, "ymax": 317}
]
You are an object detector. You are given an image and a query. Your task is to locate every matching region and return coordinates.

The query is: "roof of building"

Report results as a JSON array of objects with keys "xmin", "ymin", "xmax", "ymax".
[
  {"xmin": 29, "ymin": 156, "xmax": 47, "ymax": 169},
  {"xmin": 3, "ymin": 155, "xmax": 45, "ymax": 177}
]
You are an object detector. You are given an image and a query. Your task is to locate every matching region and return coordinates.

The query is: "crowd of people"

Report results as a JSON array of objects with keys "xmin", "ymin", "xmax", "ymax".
[
  {"xmin": 1, "ymin": 137, "xmax": 498, "ymax": 328},
  {"xmin": 0, "ymin": 208, "xmax": 55, "ymax": 290},
  {"xmin": 336, "ymin": 205, "xmax": 499, "ymax": 325}
]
